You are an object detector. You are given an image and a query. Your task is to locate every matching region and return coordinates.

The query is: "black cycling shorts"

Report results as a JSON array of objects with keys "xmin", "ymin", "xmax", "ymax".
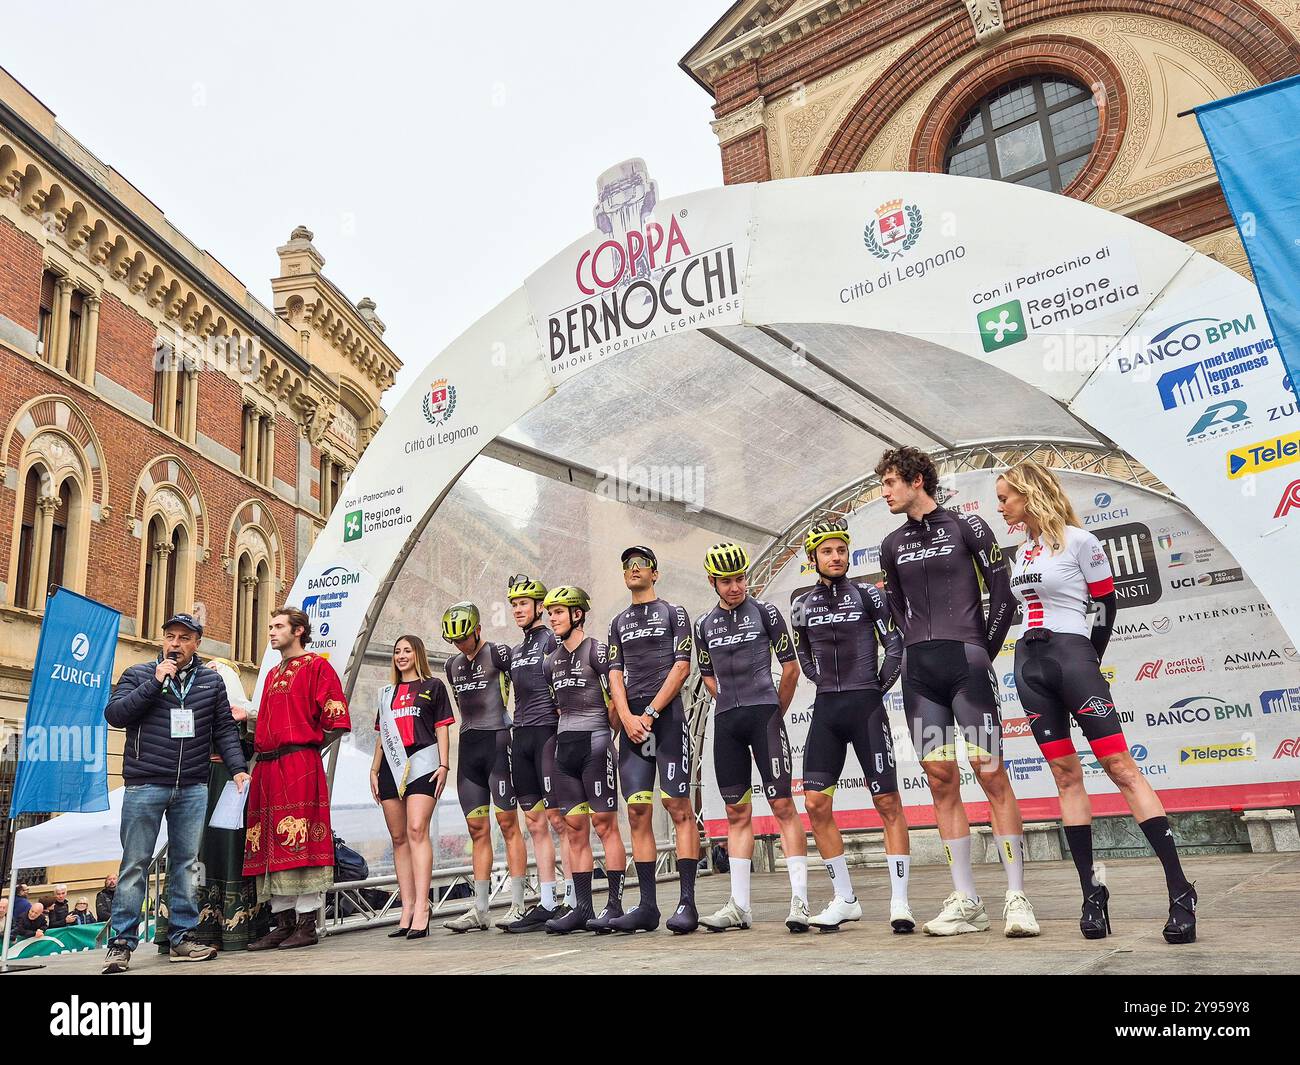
[
  {"xmin": 377, "ymin": 744, "xmax": 441, "ymax": 802},
  {"xmin": 712, "ymin": 703, "xmax": 792, "ymax": 806},
  {"xmin": 902, "ymin": 640, "xmax": 1002, "ymax": 762},
  {"xmin": 619, "ymin": 696, "xmax": 691, "ymax": 804},
  {"xmin": 803, "ymin": 690, "xmax": 898, "ymax": 797},
  {"xmin": 511, "ymin": 724, "xmax": 558, "ymax": 811},
  {"xmin": 554, "ymin": 729, "xmax": 617, "ymax": 816},
  {"xmin": 1014, "ymin": 631, "xmax": 1127, "ymax": 762},
  {"xmin": 457, "ymin": 729, "xmax": 516, "ymax": 818}
]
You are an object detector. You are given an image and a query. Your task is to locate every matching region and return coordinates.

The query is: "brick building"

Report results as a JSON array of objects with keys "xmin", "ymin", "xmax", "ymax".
[
  {"xmin": 0, "ymin": 65, "xmax": 401, "ymax": 863},
  {"xmin": 681, "ymin": 0, "xmax": 1300, "ymax": 277}
]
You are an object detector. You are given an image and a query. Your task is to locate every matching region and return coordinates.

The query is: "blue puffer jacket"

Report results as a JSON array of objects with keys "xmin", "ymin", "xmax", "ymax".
[{"xmin": 105, "ymin": 654, "xmax": 247, "ymax": 787}]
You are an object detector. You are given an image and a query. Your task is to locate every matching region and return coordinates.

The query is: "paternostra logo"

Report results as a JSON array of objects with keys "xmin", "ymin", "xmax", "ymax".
[
  {"xmin": 978, "ymin": 300, "xmax": 1027, "ymax": 352},
  {"xmin": 71, "ymin": 632, "xmax": 90, "ymax": 662},
  {"xmin": 422, "ymin": 378, "xmax": 457, "ymax": 427},
  {"xmin": 864, "ymin": 200, "xmax": 922, "ymax": 260}
]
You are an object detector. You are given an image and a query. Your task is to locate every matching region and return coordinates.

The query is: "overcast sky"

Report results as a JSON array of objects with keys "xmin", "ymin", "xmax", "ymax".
[{"xmin": 3, "ymin": 0, "xmax": 727, "ymax": 407}]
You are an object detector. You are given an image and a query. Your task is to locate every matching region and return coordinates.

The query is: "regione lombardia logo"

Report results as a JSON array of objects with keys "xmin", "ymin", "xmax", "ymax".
[
  {"xmin": 422, "ymin": 378, "xmax": 457, "ymax": 427},
  {"xmin": 864, "ymin": 199, "xmax": 922, "ymax": 260}
]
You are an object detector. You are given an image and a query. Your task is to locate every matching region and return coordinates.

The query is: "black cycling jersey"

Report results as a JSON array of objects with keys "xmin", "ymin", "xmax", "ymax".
[
  {"xmin": 543, "ymin": 636, "xmax": 613, "ymax": 732},
  {"xmin": 510, "ymin": 624, "xmax": 559, "ymax": 729},
  {"xmin": 879, "ymin": 505, "xmax": 1014, "ymax": 654},
  {"xmin": 607, "ymin": 598, "xmax": 692, "ymax": 700},
  {"xmin": 444, "ymin": 642, "xmax": 512, "ymax": 731},
  {"xmin": 694, "ymin": 596, "xmax": 797, "ymax": 712},
  {"xmin": 791, "ymin": 576, "xmax": 902, "ymax": 693}
]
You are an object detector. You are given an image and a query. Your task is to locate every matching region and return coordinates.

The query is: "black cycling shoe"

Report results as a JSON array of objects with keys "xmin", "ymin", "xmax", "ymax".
[
  {"xmin": 1079, "ymin": 884, "xmax": 1111, "ymax": 940},
  {"xmin": 585, "ymin": 901, "xmax": 624, "ymax": 934},
  {"xmin": 666, "ymin": 900, "xmax": 699, "ymax": 935},
  {"xmin": 1163, "ymin": 883, "xmax": 1197, "ymax": 944},
  {"xmin": 608, "ymin": 903, "xmax": 661, "ymax": 933},
  {"xmin": 506, "ymin": 904, "xmax": 555, "ymax": 934},
  {"xmin": 545, "ymin": 903, "xmax": 595, "ymax": 935}
]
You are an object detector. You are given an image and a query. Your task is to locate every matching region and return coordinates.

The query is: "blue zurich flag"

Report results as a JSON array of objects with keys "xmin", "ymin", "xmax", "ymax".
[{"xmin": 9, "ymin": 588, "xmax": 119, "ymax": 817}]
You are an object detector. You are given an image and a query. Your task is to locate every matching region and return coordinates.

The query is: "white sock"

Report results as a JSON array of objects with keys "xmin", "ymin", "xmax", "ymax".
[
  {"xmin": 886, "ymin": 853, "xmax": 911, "ymax": 904},
  {"xmin": 786, "ymin": 855, "xmax": 808, "ymax": 903},
  {"xmin": 270, "ymin": 894, "xmax": 294, "ymax": 913},
  {"xmin": 730, "ymin": 858, "xmax": 752, "ymax": 910},
  {"xmin": 943, "ymin": 836, "xmax": 979, "ymax": 900},
  {"xmin": 510, "ymin": 875, "xmax": 526, "ymax": 908},
  {"xmin": 474, "ymin": 880, "xmax": 490, "ymax": 913},
  {"xmin": 826, "ymin": 854, "xmax": 855, "ymax": 903},
  {"xmin": 564, "ymin": 880, "xmax": 574, "ymax": 908},
  {"xmin": 541, "ymin": 881, "xmax": 557, "ymax": 910},
  {"xmin": 995, "ymin": 834, "xmax": 1026, "ymax": 893}
]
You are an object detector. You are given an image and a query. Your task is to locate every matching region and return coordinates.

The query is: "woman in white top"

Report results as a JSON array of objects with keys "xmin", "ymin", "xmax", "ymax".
[{"xmin": 996, "ymin": 460, "xmax": 1195, "ymax": 944}]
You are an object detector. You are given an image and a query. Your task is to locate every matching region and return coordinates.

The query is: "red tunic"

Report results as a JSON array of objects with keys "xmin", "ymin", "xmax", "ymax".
[{"xmin": 242, "ymin": 653, "xmax": 351, "ymax": 877}]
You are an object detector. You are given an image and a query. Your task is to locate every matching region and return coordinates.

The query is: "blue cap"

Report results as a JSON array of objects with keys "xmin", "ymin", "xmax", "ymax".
[{"xmin": 163, "ymin": 613, "xmax": 203, "ymax": 636}]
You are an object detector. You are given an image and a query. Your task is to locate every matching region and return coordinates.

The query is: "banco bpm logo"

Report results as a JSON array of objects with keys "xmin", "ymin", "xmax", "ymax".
[
  {"xmin": 978, "ymin": 300, "xmax": 1027, "ymax": 353},
  {"xmin": 864, "ymin": 199, "xmax": 922, "ymax": 260},
  {"xmin": 422, "ymin": 378, "xmax": 457, "ymax": 427}
]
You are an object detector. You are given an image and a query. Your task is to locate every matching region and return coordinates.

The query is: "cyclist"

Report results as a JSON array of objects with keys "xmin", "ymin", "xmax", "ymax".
[
  {"xmin": 439, "ymin": 602, "xmax": 528, "ymax": 933},
  {"xmin": 692, "ymin": 543, "xmax": 812, "ymax": 933},
  {"xmin": 539, "ymin": 586, "xmax": 629, "ymax": 934},
  {"xmin": 605, "ymin": 546, "xmax": 700, "ymax": 935},
  {"xmin": 997, "ymin": 460, "xmax": 1195, "ymax": 943},
  {"xmin": 502, "ymin": 575, "xmax": 576, "ymax": 932},
  {"xmin": 877, "ymin": 446, "xmax": 1038, "ymax": 938},
  {"xmin": 792, "ymin": 520, "xmax": 912, "ymax": 932}
]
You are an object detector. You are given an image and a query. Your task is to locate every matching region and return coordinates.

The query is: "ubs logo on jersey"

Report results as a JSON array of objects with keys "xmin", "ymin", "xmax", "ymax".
[{"xmin": 1093, "ymin": 522, "xmax": 1160, "ymax": 609}]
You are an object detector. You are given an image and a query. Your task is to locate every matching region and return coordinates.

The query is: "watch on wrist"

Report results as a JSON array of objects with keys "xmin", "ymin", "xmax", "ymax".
[{"xmin": 644, "ymin": 706, "xmax": 660, "ymax": 721}]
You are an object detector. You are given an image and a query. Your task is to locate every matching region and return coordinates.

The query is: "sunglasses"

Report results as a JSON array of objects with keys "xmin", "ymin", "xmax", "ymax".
[{"xmin": 622, "ymin": 556, "xmax": 655, "ymax": 572}]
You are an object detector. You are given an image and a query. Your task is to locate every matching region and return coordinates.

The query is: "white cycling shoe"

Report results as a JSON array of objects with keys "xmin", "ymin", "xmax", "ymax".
[
  {"xmin": 809, "ymin": 895, "xmax": 862, "ymax": 932},
  {"xmin": 494, "ymin": 903, "xmax": 527, "ymax": 930},
  {"xmin": 786, "ymin": 896, "xmax": 811, "ymax": 934},
  {"xmin": 443, "ymin": 907, "xmax": 490, "ymax": 933},
  {"xmin": 890, "ymin": 899, "xmax": 916, "ymax": 934},
  {"xmin": 1003, "ymin": 890, "xmax": 1040, "ymax": 937},
  {"xmin": 700, "ymin": 897, "xmax": 752, "ymax": 932},
  {"xmin": 922, "ymin": 892, "xmax": 990, "ymax": 936}
]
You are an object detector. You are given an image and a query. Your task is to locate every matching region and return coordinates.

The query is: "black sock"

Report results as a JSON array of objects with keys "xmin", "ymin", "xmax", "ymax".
[
  {"xmin": 606, "ymin": 869, "xmax": 624, "ymax": 907},
  {"xmin": 1139, "ymin": 816, "xmax": 1190, "ymax": 896},
  {"xmin": 574, "ymin": 871, "xmax": 593, "ymax": 910},
  {"xmin": 635, "ymin": 860, "xmax": 657, "ymax": 909},
  {"xmin": 1063, "ymin": 824, "xmax": 1096, "ymax": 893},
  {"xmin": 678, "ymin": 857, "xmax": 697, "ymax": 905}
]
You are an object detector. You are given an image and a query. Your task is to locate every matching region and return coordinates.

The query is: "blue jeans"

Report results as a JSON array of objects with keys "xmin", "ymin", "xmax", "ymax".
[{"xmin": 109, "ymin": 783, "xmax": 207, "ymax": 950}]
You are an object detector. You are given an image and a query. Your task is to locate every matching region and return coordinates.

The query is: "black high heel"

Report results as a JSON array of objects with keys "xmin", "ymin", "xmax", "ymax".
[
  {"xmin": 1163, "ymin": 883, "xmax": 1197, "ymax": 944},
  {"xmin": 387, "ymin": 926, "xmax": 410, "ymax": 938},
  {"xmin": 404, "ymin": 925, "xmax": 429, "ymax": 940},
  {"xmin": 1079, "ymin": 884, "xmax": 1111, "ymax": 940}
]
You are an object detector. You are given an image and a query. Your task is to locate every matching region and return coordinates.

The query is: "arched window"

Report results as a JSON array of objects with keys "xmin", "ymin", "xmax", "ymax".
[
  {"xmin": 137, "ymin": 488, "xmax": 196, "ymax": 638},
  {"xmin": 944, "ymin": 76, "xmax": 1099, "ymax": 193},
  {"xmin": 14, "ymin": 467, "xmax": 44, "ymax": 609},
  {"xmin": 232, "ymin": 549, "xmax": 274, "ymax": 663},
  {"xmin": 7, "ymin": 430, "xmax": 92, "ymax": 611}
]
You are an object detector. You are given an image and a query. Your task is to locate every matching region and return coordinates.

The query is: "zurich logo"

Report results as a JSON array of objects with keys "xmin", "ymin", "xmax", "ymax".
[
  {"xmin": 71, "ymin": 632, "xmax": 90, "ymax": 661},
  {"xmin": 1131, "ymin": 744, "xmax": 1148, "ymax": 762},
  {"xmin": 1094, "ymin": 493, "xmax": 1111, "ymax": 507}
]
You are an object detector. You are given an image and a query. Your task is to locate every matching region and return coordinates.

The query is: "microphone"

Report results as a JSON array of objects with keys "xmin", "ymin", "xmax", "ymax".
[{"xmin": 167, "ymin": 651, "xmax": 181, "ymax": 662}]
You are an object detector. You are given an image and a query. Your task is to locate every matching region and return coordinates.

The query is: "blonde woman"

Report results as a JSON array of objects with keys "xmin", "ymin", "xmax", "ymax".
[
  {"xmin": 369, "ymin": 635, "xmax": 453, "ymax": 939},
  {"xmin": 996, "ymin": 461, "xmax": 1195, "ymax": 944}
]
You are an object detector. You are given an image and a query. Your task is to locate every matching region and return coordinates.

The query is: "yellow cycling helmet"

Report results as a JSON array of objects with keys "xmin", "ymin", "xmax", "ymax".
[
  {"xmin": 703, "ymin": 542, "xmax": 750, "ymax": 578},
  {"xmin": 542, "ymin": 586, "xmax": 591, "ymax": 612},
  {"xmin": 804, "ymin": 519, "xmax": 851, "ymax": 556},
  {"xmin": 441, "ymin": 601, "xmax": 480, "ymax": 642},
  {"xmin": 506, "ymin": 574, "xmax": 548, "ymax": 601}
]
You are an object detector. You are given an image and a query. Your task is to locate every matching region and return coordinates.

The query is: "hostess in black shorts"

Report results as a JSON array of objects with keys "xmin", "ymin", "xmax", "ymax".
[{"xmin": 377, "ymin": 748, "xmax": 443, "ymax": 801}]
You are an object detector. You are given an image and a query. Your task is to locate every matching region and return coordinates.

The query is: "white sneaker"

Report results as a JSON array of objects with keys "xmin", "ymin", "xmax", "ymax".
[
  {"xmin": 809, "ymin": 895, "xmax": 862, "ymax": 931},
  {"xmin": 890, "ymin": 899, "xmax": 916, "ymax": 934},
  {"xmin": 922, "ymin": 892, "xmax": 990, "ymax": 936},
  {"xmin": 443, "ymin": 907, "xmax": 490, "ymax": 933},
  {"xmin": 1003, "ymin": 890, "xmax": 1040, "ymax": 937},
  {"xmin": 785, "ymin": 896, "xmax": 810, "ymax": 934},
  {"xmin": 699, "ymin": 897, "xmax": 752, "ymax": 932},
  {"xmin": 495, "ymin": 903, "xmax": 527, "ymax": 929}
]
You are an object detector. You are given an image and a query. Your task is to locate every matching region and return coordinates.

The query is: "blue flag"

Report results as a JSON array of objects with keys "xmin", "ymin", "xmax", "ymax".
[
  {"xmin": 1195, "ymin": 74, "xmax": 1300, "ymax": 393},
  {"xmin": 9, "ymin": 588, "xmax": 119, "ymax": 817}
]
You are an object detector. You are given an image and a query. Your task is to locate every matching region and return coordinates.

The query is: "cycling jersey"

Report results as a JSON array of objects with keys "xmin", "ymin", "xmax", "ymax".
[
  {"xmin": 371, "ymin": 678, "xmax": 455, "ymax": 748},
  {"xmin": 879, "ymin": 506, "xmax": 1014, "ymax": 654},
  {"xmin": 791, "ymin": 577, "xmax": 902, "ymax": 693},
  {"xmin": 1010, "ymin": 526, "xmax": 1114, "ymax": 639},
  {"xmin": 694, "ymin": 596, "xmax": 797, "ymax": 712},
  {"xmin": 607, "ymin": 598, "xmax": 692, "ymax": 700},
  {"xmin": 543, "ymin": 637, "xmax": 613, "ymax": 732},
  {"xmin": 445, "ymin": 642, "xmax": 513, "ymax": 731},
  {"xmin": 510, "ymin": 624, "xmax": 560, "ymax": 728}
]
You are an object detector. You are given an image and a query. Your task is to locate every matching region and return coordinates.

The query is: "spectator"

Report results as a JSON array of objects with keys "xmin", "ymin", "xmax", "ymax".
[
  {"xmin": 100, "ymin": 613, "xmax": 249, "ymax": 975},
  {"xmin": 48, "ymin": 884, "xmax": 71, "ymax": 927},
  {"xmin": 12, "ymin": 883, "xmax": 31, "ymax": 927},
  {"xmin": 69, "ymin": 899, "xmax": 95, "ymax": 926},
  {"xmin": 95, "ymin": 875, "xmax": 117, "ymax": 922},
  {"xmin": 0, "ymin": 897, "xmax": 8, "ymax": 933},
  {"xmin": 17, "ymin": 901, "xmax": 48, "ymax": 939}
]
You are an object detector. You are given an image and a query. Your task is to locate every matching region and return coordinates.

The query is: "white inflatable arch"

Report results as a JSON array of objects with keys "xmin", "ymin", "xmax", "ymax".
[{"xmin": 258, "ymin": 169, "xmax": 1300, "ymax": 705}]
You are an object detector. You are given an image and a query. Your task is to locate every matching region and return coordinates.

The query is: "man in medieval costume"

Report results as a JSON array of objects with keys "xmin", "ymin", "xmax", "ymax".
[{"xmin": 244, "ymin": 606, "xmax": 351, "ymax": 950}]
